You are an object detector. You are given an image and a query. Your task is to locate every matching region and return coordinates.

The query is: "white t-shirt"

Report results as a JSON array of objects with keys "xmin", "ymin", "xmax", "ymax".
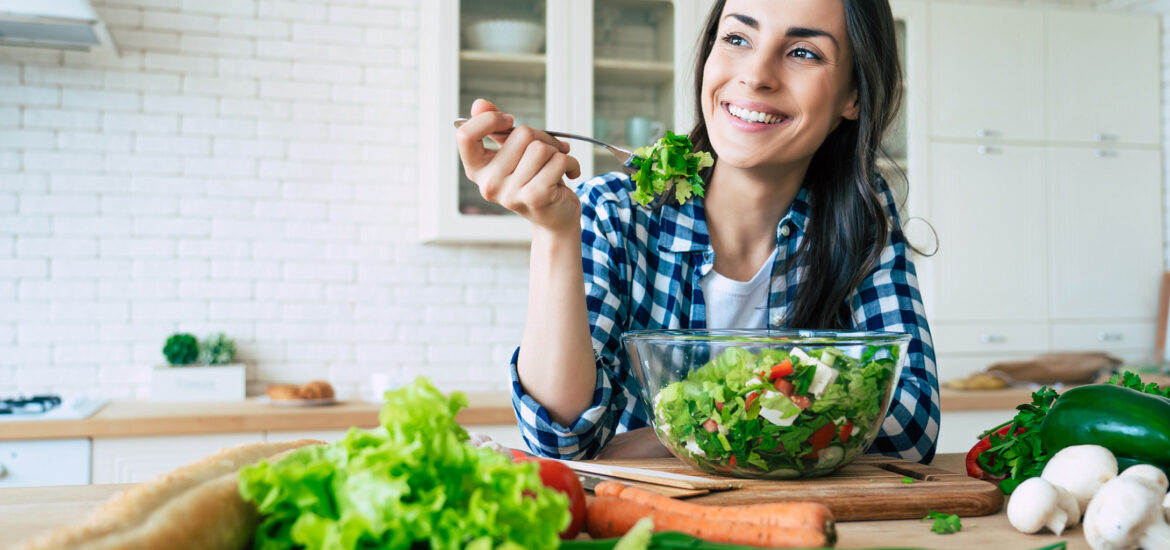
[{"xmin": 699, "ymin": 248, "xmax": 777, "ymax": 329}]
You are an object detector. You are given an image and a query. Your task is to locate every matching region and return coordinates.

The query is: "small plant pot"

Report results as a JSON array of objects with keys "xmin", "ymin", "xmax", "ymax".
[{"xmin": 150, "ymin": 364, "xmax": 246, "ymax": 401}]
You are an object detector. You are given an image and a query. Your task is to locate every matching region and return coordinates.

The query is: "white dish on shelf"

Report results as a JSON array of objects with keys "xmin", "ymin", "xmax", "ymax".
[
  {"xmin": 464, "ymin": 19, "xmax": 544, "ymax": 55},
  {"xmin": 262, "ymin": 396, "xmax": 338, "ymax": 408}
]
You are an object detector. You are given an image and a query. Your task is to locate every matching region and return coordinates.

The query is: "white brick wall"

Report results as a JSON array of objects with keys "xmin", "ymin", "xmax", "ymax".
[{"xmin": 0, "ymin": 0, "xmax": 528, "ymax": 400}]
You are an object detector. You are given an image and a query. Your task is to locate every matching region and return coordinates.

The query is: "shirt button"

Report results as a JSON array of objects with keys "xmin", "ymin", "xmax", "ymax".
[{"xmin": 779, "ymin": 225, "xmax": 791, "ymax": 237}]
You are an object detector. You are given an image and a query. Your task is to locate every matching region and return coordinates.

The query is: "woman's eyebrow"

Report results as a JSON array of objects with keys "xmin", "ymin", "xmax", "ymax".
[{"xmin": 723, "ymin": 13, "xmax": 839, "ymax": 49}]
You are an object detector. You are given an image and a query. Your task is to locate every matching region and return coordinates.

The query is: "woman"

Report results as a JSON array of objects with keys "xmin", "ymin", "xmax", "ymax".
[{"xmin": 455, "ymin": 0, "xmax": 939, "ymax": 464}]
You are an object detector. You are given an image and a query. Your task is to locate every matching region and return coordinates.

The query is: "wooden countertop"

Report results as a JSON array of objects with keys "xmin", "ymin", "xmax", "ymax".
[
  {"xmin": 0, "ymin": 393, "xmax": 516, "ymax": 441},
  {"xmin": 0, "ymin": 454, "xmax": 1086, "ymax": 549}
]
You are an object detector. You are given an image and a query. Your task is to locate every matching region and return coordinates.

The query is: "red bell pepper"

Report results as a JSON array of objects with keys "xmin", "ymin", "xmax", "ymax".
[{"xmin": 964, "ymin": 423, "xmax": 1022, "ymax": 479}]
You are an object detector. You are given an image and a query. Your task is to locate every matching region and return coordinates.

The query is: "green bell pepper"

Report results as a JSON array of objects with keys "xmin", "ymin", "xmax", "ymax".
[{"xmin": 1039, "ymin": 384, "xmax": 1170, "ymax": 472}]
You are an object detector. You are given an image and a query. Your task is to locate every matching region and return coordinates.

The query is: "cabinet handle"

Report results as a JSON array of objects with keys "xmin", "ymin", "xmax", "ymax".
[
  {"xmin": 975, "ymin": 128, "xmax": 993, "ymax": 138},
  {"xmin": 979, "ymin": 334, "xmax": 1006, "ymax": 344},
  {"xmin": 0, "ymin": 463, "xmax": 7, "ymax": 479},
  {"xmin": 1097, "ymin": 332, "xmax": 1123, "ymax": 342},
  {"xmin": 1093, "ymin": 133, "xmax": 1116, "ymax": 142},
  {"xmin": 1095, "ymin": 150, "xmax": 1117, "ymax": 158},
  {"xmin": 977, "ymin": 146, "xmax": 999, "ymax": 155}
]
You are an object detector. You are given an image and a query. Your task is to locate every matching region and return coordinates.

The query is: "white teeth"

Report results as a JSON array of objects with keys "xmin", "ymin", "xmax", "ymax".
[{"xmin": 727, "ymin": 104, "xmax": 782, "ymax": 124}]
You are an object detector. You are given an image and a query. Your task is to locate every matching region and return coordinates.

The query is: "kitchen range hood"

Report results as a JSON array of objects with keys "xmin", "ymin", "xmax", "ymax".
[{"xmin": 0, "ymin": 0, "xmax": 118, "ymax": 54}]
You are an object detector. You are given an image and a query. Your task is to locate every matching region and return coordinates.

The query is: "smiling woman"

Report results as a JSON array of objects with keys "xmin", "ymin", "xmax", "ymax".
[{"xmin": 453, "ymin": 0, "xmax": 938, "ymax": 465}]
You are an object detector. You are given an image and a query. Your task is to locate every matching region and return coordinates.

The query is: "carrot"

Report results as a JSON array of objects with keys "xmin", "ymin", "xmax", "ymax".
[
  {"xmin": 586, "ymin": 496, "xmax": 831, "ymax": 548},
  {"xmin": 593, "ymin": 480, "xmax": 834, "ymax": 532}
]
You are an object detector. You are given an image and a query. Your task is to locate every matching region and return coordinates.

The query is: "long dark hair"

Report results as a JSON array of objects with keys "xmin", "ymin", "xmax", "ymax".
[{"xmin": 688, "ymin": 0, "xmax": 903, "ymax": 329}]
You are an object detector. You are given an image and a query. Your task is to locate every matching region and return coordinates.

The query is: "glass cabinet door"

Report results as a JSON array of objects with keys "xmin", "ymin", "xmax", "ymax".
[
  {"xmin": 457, "ymin": 0, "xmax": 548, "ymax": 217},
  {"xmin": 592, "ymin": 0, "xmax": 676, "ymax": 175}
]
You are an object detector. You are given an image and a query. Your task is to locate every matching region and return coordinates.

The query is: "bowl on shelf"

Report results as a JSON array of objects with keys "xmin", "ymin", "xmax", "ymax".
[
  {"xmin": 622, "ymin": 329, "xmax": 910, "ymax": 479},
  {"xmin": 464, "ymin": 19, "xmax": 545, "ymax": 55}
]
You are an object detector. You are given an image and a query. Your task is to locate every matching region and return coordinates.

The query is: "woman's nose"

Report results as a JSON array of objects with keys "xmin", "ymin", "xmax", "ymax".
[{"xmin": 738, "ymin": 54, "xmax": 780, "ymax": 91}]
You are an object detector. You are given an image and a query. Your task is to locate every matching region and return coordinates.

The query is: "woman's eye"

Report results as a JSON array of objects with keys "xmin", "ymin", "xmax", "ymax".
[
  {"xmin": 790, "ymin": 47, "xmax": 821, "ymax": 60},
  {"xmin": 720, "ymin": 33, "xmax": 748, "ymax": 47}
]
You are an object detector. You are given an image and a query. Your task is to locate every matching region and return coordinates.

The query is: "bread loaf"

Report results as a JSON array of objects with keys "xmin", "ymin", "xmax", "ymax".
[{"xmin": 15, "ymin": 439, "xmax": 322, "ymax": 550}]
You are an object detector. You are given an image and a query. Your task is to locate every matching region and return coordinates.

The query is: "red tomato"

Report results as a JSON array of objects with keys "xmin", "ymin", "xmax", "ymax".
[
  {"xmin": 714, "ymin": 400, "xmax": 724, "ymax": 412},
  {"xmin": 769, "ymin": 359, "xmax": 794, "ymax": 380},
  {"xmin": 838, "ymin": 422, "xmax": 854, "ymax": 444},
  {"xmin": 808, "ymin": 422, "xmax": 837, "ymax": 449},
  {"xmin": 510, "ymin": 451, "xmax": 586, "ymax": 539},
  {"xmin": 773, "ymin": 378, "xmax": 795, "ymax": 396},
  {"xmin": 744, "ymin": 391, "xmax": 759, "ymax": 410},
  {"xmin": 790, "ymin": 394, "xmax": 811, "ymax": 409}
]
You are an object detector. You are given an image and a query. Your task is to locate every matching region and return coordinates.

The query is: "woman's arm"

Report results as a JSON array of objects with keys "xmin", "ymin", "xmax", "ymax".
[{"xmin": 851, "ymin": 181, "xmax": 941, "ymax": 464}]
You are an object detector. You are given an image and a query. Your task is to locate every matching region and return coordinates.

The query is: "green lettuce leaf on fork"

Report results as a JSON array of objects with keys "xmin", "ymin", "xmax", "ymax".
[
  {"xmin": 238, "ymin": 377, "xmax": 569, "ymax": 550},
  {"xmin": 629, "ymin": 132, "xmax": 714, "ymax": 207}
]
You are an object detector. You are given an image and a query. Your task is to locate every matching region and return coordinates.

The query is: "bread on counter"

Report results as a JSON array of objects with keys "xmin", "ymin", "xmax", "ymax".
[
  {"xmin": 14, "ymin": 439, "xmax": 322, "ymax": 550},
  {"xmin": 264, "ymin": 380, "xmax": 334, "ymax": 401}
]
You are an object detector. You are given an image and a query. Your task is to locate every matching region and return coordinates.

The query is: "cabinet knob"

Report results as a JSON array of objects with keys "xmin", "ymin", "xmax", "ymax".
[
  {"xmin": 1097, "ymin": 332, "xmax": 1123, "ymax": 342},
  {"xmin": 1095, "ymin": 150, "xmax": 1117, "ymax": 158},
  {"xmin": 979, "ymin": 334, "xmax": 1006, "ymax": 344},
  {"xmin": 1093, "ymin": 133, "xmax": 1115, "ymax": 142},
  {"xmin": 975, "ymin": 128, "xmax": 992, "ymax": 138},
  {"xmin": 977, "ymin": 145, "xmax": 999, "ymax": 155},
  {"xmin": 0, "ymin": 464, "xmax": 7, "ymax": 479}
]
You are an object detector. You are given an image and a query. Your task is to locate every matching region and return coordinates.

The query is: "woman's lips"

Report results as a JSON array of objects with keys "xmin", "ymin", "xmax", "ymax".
[{"xmin": 722, "ymin": 102, "xmax": 790, "ymax": 132}]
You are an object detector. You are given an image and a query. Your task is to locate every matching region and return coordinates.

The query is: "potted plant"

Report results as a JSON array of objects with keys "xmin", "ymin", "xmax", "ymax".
[{"xmin": 150, "ymin": 332, "xmax": 246, "ymax": 401}]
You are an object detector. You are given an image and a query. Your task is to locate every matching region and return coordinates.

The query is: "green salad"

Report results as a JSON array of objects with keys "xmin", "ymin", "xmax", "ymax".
[
  {"xmin": 652, "ymin": 345, "xmax": 898, "ymax": 478},
  {"xmin": 629, "ymin": 132, "xmax": 714, "ymax": 207}
]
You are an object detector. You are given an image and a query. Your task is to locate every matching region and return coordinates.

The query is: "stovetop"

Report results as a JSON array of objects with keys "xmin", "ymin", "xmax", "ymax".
[{"xmin": 0, "ymin": 395, "xmax": 107, "ymax": 422}]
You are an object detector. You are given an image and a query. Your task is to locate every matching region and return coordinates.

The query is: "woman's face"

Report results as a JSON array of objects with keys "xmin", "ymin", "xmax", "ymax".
[{"xmin": 701, "ymin": 0, "xmax": 859, "ymax": 172}]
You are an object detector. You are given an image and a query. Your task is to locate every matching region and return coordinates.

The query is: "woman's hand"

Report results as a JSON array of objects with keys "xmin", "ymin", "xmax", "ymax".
[{"xmin": 455, "ymin": 99, "xmax": 583, "ymax": 236}]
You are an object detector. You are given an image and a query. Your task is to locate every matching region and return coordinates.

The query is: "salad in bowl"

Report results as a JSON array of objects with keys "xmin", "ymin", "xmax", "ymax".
[{"xmin": 622, "ymin": 329, "xmax": 910, "ymax": 479}]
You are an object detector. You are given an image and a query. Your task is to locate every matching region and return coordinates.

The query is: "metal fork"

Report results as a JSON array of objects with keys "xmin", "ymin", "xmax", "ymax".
[{"xmin": 453, "ymin": 118, "xmax": 639, "ymax": 174}]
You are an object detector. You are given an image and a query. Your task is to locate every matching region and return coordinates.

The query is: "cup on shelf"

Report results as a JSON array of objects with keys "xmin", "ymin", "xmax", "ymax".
[
  {"xmin": 593, "ymin": 117, "xmax": 610, "ymax": 141},
  {"xmin": 627, "ymin": 116, "xmax": 666, "ymax": 147}
]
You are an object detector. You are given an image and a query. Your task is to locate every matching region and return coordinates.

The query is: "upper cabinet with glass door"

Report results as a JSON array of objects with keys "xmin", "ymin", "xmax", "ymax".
[{"xmin": 420, "ymin": 0, "xmax": 714, "ymax": 244}]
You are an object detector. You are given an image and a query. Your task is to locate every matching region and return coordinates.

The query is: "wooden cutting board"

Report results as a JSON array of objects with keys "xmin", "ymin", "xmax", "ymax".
[{"xmin": 590, "ymin": 455, "xmax": 1004, "ymax": 521}]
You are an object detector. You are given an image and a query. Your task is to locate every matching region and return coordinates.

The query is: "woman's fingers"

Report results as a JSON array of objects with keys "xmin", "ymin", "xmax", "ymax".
[{"xmin": 455, "ymin": 108, "xmax": 513, "ymax": 177}]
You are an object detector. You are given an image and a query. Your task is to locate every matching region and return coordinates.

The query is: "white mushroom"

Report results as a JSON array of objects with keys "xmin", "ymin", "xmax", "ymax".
[
  {"xmin": 1164, "ymin": 491, "xmax": 1169, "ymax": 524},
  {"xmin": 1041, "ymin": 444, "xmax": 1118, "ymax": 513},
  {"xmin": 1083, "ymin": 473, "xmax": 1170, "ymax": 550},
  {"xmin": 1116, "ymin": 463, "xmax": 1169, "ymax": 493},
  {"xmin": 1007, "ymin": 477, "xmax": 1080, "ymax": 535}
]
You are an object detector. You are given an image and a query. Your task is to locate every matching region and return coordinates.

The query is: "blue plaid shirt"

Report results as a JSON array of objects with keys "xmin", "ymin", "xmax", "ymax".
[{"xmin": 509, "ymin": 172, "xmax": 940, "ymax": 464}]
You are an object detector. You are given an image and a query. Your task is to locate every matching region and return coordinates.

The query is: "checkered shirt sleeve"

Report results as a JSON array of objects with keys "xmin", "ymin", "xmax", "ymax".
[
  {"xmin": 509, "ymin": 174, "xmax": 650, "ymax": 459},
  {"xmin": 851, "ymin": 181, "xmax": 941, "ymax": 464}
]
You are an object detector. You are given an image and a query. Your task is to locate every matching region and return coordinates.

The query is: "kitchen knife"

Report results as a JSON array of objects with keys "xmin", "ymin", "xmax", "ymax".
[{"xmin": 576, "ymin": 470, "xmax": 710, "ymax": 499}]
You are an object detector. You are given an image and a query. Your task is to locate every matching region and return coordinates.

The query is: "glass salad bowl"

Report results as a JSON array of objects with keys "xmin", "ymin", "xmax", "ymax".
[{"xmin": 622, "ymin": 329, "xmax": 910, "ymax": 479}]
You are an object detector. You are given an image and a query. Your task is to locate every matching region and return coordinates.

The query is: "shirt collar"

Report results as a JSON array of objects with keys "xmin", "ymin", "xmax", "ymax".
[{"xmin": 656, "ymin": 186, "xmax": 811, "ymax": 253}]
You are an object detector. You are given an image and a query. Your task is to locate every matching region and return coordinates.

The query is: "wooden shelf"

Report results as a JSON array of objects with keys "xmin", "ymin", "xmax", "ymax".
[
  {"xmin": 460, "ymin": 50, "xmax": 546, "ymax": 79},
  {"xmin": 594, "ymin": 57, "xmax": 673, "ymax": 85}
]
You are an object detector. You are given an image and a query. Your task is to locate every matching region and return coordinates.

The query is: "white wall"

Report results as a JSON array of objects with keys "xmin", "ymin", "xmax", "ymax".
[
  {"xmin": 1, "ymin": 0, "xmax": 1168, "ymax": 400},
  {"xmin": 0, "ymin": 0, "xmax": 532, "ymax": 400}
]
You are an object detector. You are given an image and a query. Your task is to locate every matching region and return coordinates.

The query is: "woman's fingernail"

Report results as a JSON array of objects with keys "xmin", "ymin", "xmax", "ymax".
[{"xmin": 503, "ymin": 114, "xmax": 514, "ymax": 126}]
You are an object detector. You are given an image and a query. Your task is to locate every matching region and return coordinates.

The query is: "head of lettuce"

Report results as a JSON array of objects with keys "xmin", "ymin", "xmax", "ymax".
[{"xmin": 238, "ymin": 377, "xmax": 569, "ymax": 550}]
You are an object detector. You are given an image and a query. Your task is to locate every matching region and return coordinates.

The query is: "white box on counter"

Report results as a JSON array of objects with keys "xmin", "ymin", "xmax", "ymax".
[{"xmin": 149, "ymin": 364, "xmax": 246, "ymax": 401}]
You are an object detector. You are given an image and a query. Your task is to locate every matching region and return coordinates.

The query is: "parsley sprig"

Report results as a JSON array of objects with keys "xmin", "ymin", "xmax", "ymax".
[
  {"xmin": 976, "ymin": 386, "xmax": 1058, "ymax": 494},
  {"xmin": 921, "ymin": 510, "xmax": 962, "ymax": 534},
  {"xmin": 1108, "ymin": 370, "xmax": 1170, "ymax": 398}
]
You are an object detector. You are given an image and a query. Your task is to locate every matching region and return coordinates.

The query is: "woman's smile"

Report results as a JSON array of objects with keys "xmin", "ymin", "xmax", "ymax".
[{"xmin": 721, "ymin": 100, "xmax": 792, "ymax": 132}]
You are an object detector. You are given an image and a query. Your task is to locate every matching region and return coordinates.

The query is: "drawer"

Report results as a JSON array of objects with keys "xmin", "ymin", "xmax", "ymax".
[
  {"xmin": 1049, "ymin": 322, "xmax": 1155, "ymax": 353},
  {"xmin": 931, "ymin": 322, "xmax": 1048, "ymax": 354},
  {"xmin": 0, "ymin": 438, "xmax": 91, "ymax": 488}
]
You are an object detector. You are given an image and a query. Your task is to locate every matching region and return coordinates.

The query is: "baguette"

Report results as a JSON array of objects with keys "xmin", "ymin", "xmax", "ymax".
[{"xmin": 15, "ymin": 438, "xmax": 322, "ymax": 550}]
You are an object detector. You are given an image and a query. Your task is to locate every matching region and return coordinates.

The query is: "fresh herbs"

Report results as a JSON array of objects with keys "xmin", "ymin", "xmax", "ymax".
[
  {"xmin": 629, "ymin": 132, "xmax": 714, "ymax": 207},
  {"xmin": 921, "ymin": 510, "xmax": 962, "ymax": 534},
  {"xmin": 975, "ymin": 386, "xmax": 1058, "ymax": 494},
  {"xmin": 1108, "ymin": 370, "xmax": 1170, "ymax": 398},
  {"xmin": 237, "ymin": 377, "xmax": 569, "ymax": 550}
]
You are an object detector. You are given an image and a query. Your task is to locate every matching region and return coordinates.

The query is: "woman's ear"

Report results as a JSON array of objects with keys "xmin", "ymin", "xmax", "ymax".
[{"xmin": 841, "ymin": 88, "xmax": 860, "ymax": 121}]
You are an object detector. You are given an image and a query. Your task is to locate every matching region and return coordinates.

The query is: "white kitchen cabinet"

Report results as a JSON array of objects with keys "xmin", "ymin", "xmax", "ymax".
[
  {"xmin": 0, "ymin": 439, "xmax": 90, "ymax": 488},
  {"xmin": 1046, "ymin": 147, "xmax": 1163, "ymax": 321},
  {"xmin": 420, "ymin": 0, "xmax": 713, "ymax": 244},
  {"xmin": 929, "ymin": 3, "xmax": 1045, "ymax": 141},
  {"xmin": 924, "ymin": 143, "xmax": 1048, "ymax": 322},
  {"xmin": 1045, "ymin": 11, "xmax": 1161, "ymax": 145},
  {"xmin": 91, "ymin": 433, "xmax": 264, "ymax": 484}
]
